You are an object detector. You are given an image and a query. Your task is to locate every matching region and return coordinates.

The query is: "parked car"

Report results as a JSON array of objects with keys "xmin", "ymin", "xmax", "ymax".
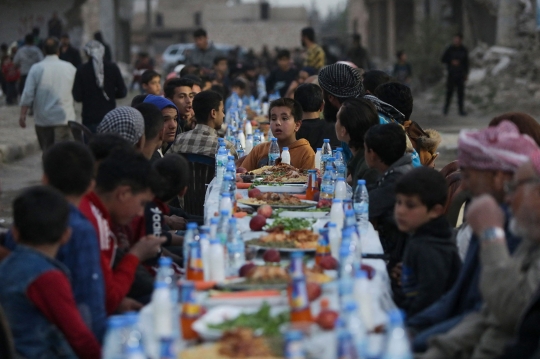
[{"xmin": 162, "ymin": 43, "xmax": 248, "ymax": 73}]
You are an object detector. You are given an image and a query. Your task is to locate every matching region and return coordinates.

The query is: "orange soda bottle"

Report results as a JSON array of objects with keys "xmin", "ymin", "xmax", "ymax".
[
  {"xmin": 315, "ymin": 228, "xmax": 331, "ymax": 266},
  {"xmin": 186, "ymin": 241, "xmax": 204, "ymax": 281},
  {"xmin": 180, "ymin": 281, "xmax": 202, "ymax": 340}
]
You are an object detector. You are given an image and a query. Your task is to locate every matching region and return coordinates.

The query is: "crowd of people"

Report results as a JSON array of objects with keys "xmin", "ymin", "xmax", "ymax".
[{"xmin": 1, "ymin": 21, "xmax": 540, "ymax": 359}]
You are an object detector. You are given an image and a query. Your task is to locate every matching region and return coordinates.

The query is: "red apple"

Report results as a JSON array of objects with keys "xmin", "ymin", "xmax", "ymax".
[
  {"xmin": 319, "ymin": 256, "xmax": 339, "ymax": 270},
  {"xmin": 263, "ymin": 249, "xmax": 281, "ymax": 263},
  {"xmin": 248, "ymin": 188, "xmax": 262, "ymax": 198},
  {"xmin": 249, "ymin": 215, "xmax": 267, "ymax": 231},
  {"xmin": 257, "ymin": 204, "xmax": 273, "ymax": 218},
  {"xmin": 306, "ymin": 282, "xmax": 322, "ymax": 302},
  {"xmin": 239, "ymin": 262, "xmax": 257, "ymax": 277}
]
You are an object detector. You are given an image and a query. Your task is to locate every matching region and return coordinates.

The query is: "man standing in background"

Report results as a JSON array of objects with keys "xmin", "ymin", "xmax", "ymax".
[
  {"xmin": 301, "ymin": 27, "xmax": 325, "ymax": 71},
  {"xmin": 441, "ymin": 33, "xmax": 469, "ymax": 116},
  {"xmin": 13, "ymin": 34, "xmax": 43, "ymax": 96},
  {"xmin": 19, "ymin": 38, "xmax": 76, "ymax": 151}
]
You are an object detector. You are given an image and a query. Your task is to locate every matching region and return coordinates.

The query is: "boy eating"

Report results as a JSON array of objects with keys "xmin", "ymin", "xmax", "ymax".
[
  {"xmin": 0, "ymin": 187, "xmax": 101, "ymax": 358},
  {"xmin": 394, "ymin": 167, "xmax": 461, "ymax": 317},
  {"xmin": 241, "ymin": 98, "xmax": 315, "ymax": 170}
]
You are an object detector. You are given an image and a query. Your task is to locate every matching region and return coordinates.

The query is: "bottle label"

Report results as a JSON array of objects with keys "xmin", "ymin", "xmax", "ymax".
[
  {"xmin": 189, "ymin": 247, "xmax": 203, "ymax": 272},
  {"xmin": 321, "ymin": 184, "xmax": 334, "ymax": 194},
  {"xmin": 159, "ymin": 338, "xmax": 176, "ymax": 359},
  {"xmin": 182, "ymin": 303, "xmax": 201, "ymax": 318},
  {"xmin": 337, "ymin": 335, "xmax": 356, "ymax": 359},
  {"xmin": 353, "ymin": 203, "xmax": 368, "ymax": 215},
  {"xmin": 290, "ymin": 278, "xmax": 309, "ymax": 311}
]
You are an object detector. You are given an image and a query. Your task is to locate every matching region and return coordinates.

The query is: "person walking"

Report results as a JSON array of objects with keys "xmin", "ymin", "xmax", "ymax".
[
  {"xmin": 72, "ymin": 40, "xmax": 127, "ymax": 133},
  {"xmin": 441, "ymin": 33, "xmax": 469, "ymax": 116},
  {"xmin": 13, "ymin": 34, "xmax": 43, "ymax": 96},
  {"xmin": 19, "ymin": 37, "xmax": 76, "ymax": 151}
]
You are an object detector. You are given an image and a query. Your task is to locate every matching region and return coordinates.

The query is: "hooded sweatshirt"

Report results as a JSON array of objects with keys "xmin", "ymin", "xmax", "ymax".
[
  {"xmin": 241, "ymin": 138, "xmax": 315, "ymax": 171},
  {"xmin": 399, "ymin": 215, "xmax": 461, "ymax": 317},
  {"xmin": 142, "ymin": 95, "xmax": 179, "ymax": 156}
]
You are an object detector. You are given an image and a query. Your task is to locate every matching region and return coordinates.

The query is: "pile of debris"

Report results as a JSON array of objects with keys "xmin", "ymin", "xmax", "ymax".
[{"xmin": 465, "ymin": 42, "xmax": 540, "ymax": 112}]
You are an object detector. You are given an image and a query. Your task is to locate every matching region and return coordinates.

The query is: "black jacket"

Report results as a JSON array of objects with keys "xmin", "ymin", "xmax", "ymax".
[
  {"xmin": 59, "ymin": 45, "xmax": 82, "ymax": 68},
  {"xmin": 399, "ymin": 216, "xmax": 461, "ymax": 317},
  {"xmin": 266, "ymin": 67, "xmax": 298, "ymax": 97},
  {"xmin": 72, "ymin": 60, "xmax": 127, "ymax": 126},
  {"xmin": 441, "ymin": 45, "xmax": 469, "ymax": 79},
  {"xmin": 296, "ymin": 118, "xmax": 340, "ymax": 152}
]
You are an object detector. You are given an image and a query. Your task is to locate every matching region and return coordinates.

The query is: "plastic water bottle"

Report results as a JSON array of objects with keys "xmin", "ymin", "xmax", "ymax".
[
  {"xmin": 353, "ymin": 180, "xmax": 369, "ymax": 235},
  {"xmin": 156, "ymin": 258, "xmax": 181, "ymax": 350},
  {"xmin": 209, "ymin": 238, "xmax": 226, "ymax": 282},
  {"xmin": 227, "ymin": 218, "xmax": 246, "ymax": 277},
  {"xmin": 281, "ymin": 147, "xmax": 291, "ymax": 165},
  {"xmin": 353, "ymin": 270, "xmax": 374, "ymax": 331},
  {"xmin": 328, "ymin": 222, "xmax": 341, "ymax": 259},
  {"xmin": 334, "ymin": 177, "xmax": 347, "ymax": 200},
  {"xmin": 215, "ymin": 139, "xmax": 226, "ymax": 174},
  {"xmin": 330, "ymin": 199, "xmax": 345, "ymax": 231},
  {"xmin": 284, "ymin": 330, "xmax": 305, "ymax": 359},
  {"xmin": 382, "ymin": 310, "xmax": 413, "ymax": 359},
  {"xmin": 152, "ymin": 282, "xmax": 174, "ymax": 356},
  {"xmin": 320, "ymin": 165, "xmax": 335, "ymax": 201},
  {"xmin": 269, "ymin": 138, "xmax": 280, "ymax": 166},
  {"xmin": 221, "ymin": 174, "xmax": 236, "ymax": 200},
  {"xmin": 102, "ymin": 316, "xmax": 127, "ymax": 359},
  {"xmin": 237, "ymin": 129, "xmax": 246, "ymax": 149},
  {"xmin": 342, "ymin": 301, "xmax": 367, "ymax": 358},
  {"xmin": 217, "ymin": 209, "xmax": 230, "ymax": 243},
  {"xmin": 209, "ymin": 217, "xmax": 219, "ymax": 239},
  {"xmin": 253, "ymin": 130, "xmax": 262, "ymax": 147},
  {"xmin": 235, "ymin": 138, "xmax": 245, "ymax": 158},
  {"xmin": 199, "ymin": 233, "xmax": 211, "ymax": 281},
  {"xmin": 339, "ymin": 228, "xmax": 356, "ymax": 278},
  {"xmin": 245, "ymin": 134, "xmax": 253, "ymax": 155},
  {"xmin": 336, "ymin": 318, "xmax": 357, "ymax": 359},
  {"xmin": 219, "ymin": 193, "xmax": 233, "ymax": 213},
  {"xmin": 315, "ymin": 148, "xmax": 322, "ymax": 170},
  {"xmin": 245, "ymin": 119, "xmax": 253, "ymax": 135},
  {"xmin": 344, "ymin": 210, "xmax": 361, "ymax": 259},
  {"xmin": 216, "ymin": 148, "xmax": 228, "ymax": 183},
  {"xmin": 226, "ymin": 156, "xmax": 236, "ymax": 176},
  {"xmin": 183, "ymin": 223, "xmax": 197, "ymax": 272},
  {"xmin": 321, "ymin": 139, "xmax": 332, "ymax": 171},
  {"xmin": 334, "ymin": 148, "xmax": 347, "ymax": 179}
]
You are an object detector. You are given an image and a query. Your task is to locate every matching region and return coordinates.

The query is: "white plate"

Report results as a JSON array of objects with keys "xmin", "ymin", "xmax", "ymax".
[
  {"xmin": 280, "ymin": 211, "xmax": 329, "ymax": 219},
  {"xmin": 255, "ymin": 184, "xmax": 307, "ymax": 193},
  {"xmin": 192, "ymin": 305, "xmax": 289, "ymax": 341}
]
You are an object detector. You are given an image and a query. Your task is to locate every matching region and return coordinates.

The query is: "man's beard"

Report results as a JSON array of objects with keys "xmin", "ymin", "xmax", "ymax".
[{"xmin": 323, "ymin": 99, "xmax": 339, "ymax": 122}]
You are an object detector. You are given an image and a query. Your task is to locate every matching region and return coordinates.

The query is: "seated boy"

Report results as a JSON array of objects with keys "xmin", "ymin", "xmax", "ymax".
[
  {"xmin": 364, "ymin": 123, "xmax": 413, "ymax": 260},
  {"xmin": 0, "ymin": 186, "xmax": 101, "ymax": 358},
  {"xmin": 79, "ymin": 149, "xmax": 165, "ymax": 313},
  {"xmin": 141, "ymin": 69, "xmax": 162, "ymax": 95},
  {"xmin": 241, "ymin": 98, "xmax": 315, "ymax": 170},
  {"xmin": 2, "ymin": 142, "xmax": 107, "ymax": 340},
  {"xmin": 394, "ymin": 167, "xmax": 461, "ymax": 317},
  {"xmin": 134, "ymin": 102, "xmax": 165, "ymax": 160},
  {"xmin": 225, "ymin": 78, "xmax": 247, "ymax": 113}
]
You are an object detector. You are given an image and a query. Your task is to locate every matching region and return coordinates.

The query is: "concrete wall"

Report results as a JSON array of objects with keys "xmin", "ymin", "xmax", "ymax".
[{"xmin": 0, "ymin": 0, "xmax": 76, "ymax": 45}]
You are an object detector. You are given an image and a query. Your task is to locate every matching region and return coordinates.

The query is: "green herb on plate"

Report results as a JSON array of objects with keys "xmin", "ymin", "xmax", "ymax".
[{"xmin": 264, "ymin": 217, "xmax": 315, "ymax": 231}]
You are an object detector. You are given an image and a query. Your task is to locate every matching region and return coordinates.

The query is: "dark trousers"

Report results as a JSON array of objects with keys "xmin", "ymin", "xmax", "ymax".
[
  {"xmin": 18, "ymin": 75, "xmax": 28, "ymax": 95},
  {"xmin": 444, "ymin": 76, "xmax": 465, "ymax": 113},
  {"xmin": 35, "ymin": 125, "xmax": 72, "ymax": 151},
  {"xmin": 5, "ymin": 81, "xmax": 17, "ymax": 105}
]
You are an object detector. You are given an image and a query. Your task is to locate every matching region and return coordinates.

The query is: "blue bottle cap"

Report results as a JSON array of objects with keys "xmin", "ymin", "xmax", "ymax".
[
  {"xmin": 247, "ymin": 134, "xmax": 253, "ymax": 138},
  {"xmin": 336, "ymin": 147, "xmax": 343, "ymax": 152},
  {"xmin": 154, "ymin": 281, "xmax": 168, "ymax": 289},
  {"xmin": 325, "ymin": 165, "xmax": 333, "ymax": 171},
  {"xmin": 228, "ymin": 217, "xmax": 237, "ymax": 224},
  {"xmin": 323, "ymin": 139, "xmax": 330, "ymax": 143},
  {"xmin": 210, "ymin": 238, "xmax": 221, "ymax": 245},
  {"xmin": 345, "ymin": 210, "xmax": 355, "ymax": 217},
  {"xmin": 221, "ymin": 193, "xmax": 231, "ymax": 198},
  {"xmin": 271, "ymin": 137, "xmax": 277, "ymax": 141},
  {"xmin": 285, "ymin": 329, "xmax": 303, "ymax": 341},
  {"xmin": 333, "ymin": 199, "xmax": 342, "ymax": 203},
  {"xmin": 180, "ymin": 280, "xmax": 195, "ymax": 289},
  {"xmin": 187, "ymin": 222, "xmax": 198, "ymax": 230},
  {"xmin": 228, "ymin": 155, "xmax": 235, "ymax": 161},
  {"xmin": 344, "ymin": 300, "xmax": 357, "ymax": 312},
  {"xmin": 223, "ymin": 175, "xmax": 234, "ymax": 181},
  {"xmin": 158, "ymin": 257, "xmax": 172, "ymax": 266},
  {"xmin": 220, "ymin": 209, "xmax": 230, "ymax": 215},
  {"xmin": 189, "ymin": 241, "xmax": 200, "ymax": 248},
  {"xmin": 218, "ymin": 138, "xmax": 224, "ymax": 143},
  {"xmin": 107, "ymin": 315, "xmax": 126, "ymax": 328},
  {"xmin": 328, "ymin": 222, "xmax": 337, "ymax": 228},
  {"xmin": 318, "ymin": 227, "xmax": 329, "ymax": 235},
  {"xmin": 283, "ymin": 147, "xmax": 289, "ymax": 151},
  {"xmin": 355, "ymin": 269, "xmax": 368, "ymax": 279},
  {"xmin": 308, "ymin": 169, "xmax": 317, "ymax": 173},
  {"xmin": 337, "ymin": 177, "xmax": 345, "ymax": 181},
  {"xmin": 210, "ymin": 218, "xmax": 219, "ymax": 225},
  {"xmin": 357, "ymin": 179, "xmax": 366, "ymax": 185},
  {"xmin": 290, "ymin": 251, "xmax": 304, "ymax": 259},
  {"xmin": 218, "ymin": 148, "xmax": 227, "ymax": 155}
]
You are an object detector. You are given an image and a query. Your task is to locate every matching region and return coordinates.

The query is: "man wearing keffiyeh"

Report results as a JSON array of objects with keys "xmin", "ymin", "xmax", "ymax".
[{"xmin": 72, "ymin": 40, "xmax": 127, "ymax": 133}]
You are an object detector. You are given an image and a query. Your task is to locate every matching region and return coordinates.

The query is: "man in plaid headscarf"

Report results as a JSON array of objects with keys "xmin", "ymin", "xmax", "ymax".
[{"xmin": 72, "ymin": 40, "xmax": 127, "ymax": 133}]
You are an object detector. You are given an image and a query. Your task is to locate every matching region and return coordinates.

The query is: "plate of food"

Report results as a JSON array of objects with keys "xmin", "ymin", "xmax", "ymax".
[
  {"xmin": 216, "ymin": 263, "xmax": 290, "ymax": 291},
  {"xmin": 238, "ymin": 193, "xmax": 316, "ymax": 209},
  {"xmin": 246, "ymin": 163, "xmax": 314, "ymax": 184},
  {"xmin": 255, "ymin": 184, "xmax": 307, "ymax": 194},
  {"xmin": 278, "ymin": 209, "xmax": 329, "ymax": 219},
  {"xmin": 245, "ymin": 228, "xmax": 319, "ymax": 252}
]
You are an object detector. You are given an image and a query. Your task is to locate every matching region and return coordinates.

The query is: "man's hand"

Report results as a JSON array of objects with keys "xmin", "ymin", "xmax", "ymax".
[
  {"xmin": 129, "ymin": 235, "xmax": 166, "ymax": 262},
  {"xmin": 19, "ymin": 115, "xmax": 26, "ymax": 128},
  {"xmin": 164, "ymin": 215, "xmax": 187, "ymax": 230},
  {"xmin": 391, "ymin": 262, "xmax": 403, "ymax": 286},
  {"xmin": 465, "ymin": 194, "xmax": 504, "ymax": 237},
  {"xmin": 116, "ymin": 297, "xmax": 143, "ymax": 313}
]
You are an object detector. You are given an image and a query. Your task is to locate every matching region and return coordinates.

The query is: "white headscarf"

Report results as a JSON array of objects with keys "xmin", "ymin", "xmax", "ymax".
[{"xmin": 84, "ymin": 40, "xmax": 109, "ymax": 101}]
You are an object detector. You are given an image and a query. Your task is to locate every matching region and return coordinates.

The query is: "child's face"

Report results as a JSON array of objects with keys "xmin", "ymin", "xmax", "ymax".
[
  {"xmin": 143, "ymin": 76, "xmax": 161, "ymax": 95},
  {"xmin": 394, "ymin": 194, "xmax": 439, "ymax": 233},
  {"xmin": 270, "ymin": 106, "xmax": 300, "ymax": 143},
  {"xmin": 277, "ymin": 57, "xmax": 290, "ymax": 71},
  {"xmin": 111, "ymin": 187, "xmax": 154, "ymax": 225}
]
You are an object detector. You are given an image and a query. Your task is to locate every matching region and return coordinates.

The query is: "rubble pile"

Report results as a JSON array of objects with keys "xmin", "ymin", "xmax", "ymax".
[{"xmin": 464, "ymin": 43, "xmax": 540, "ymax": 112}]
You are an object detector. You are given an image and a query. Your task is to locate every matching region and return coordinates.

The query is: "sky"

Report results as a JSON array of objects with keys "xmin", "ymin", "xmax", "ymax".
[{"xmin": 237, "ymin": 0, "xmax": 347, "ymax": 18}]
